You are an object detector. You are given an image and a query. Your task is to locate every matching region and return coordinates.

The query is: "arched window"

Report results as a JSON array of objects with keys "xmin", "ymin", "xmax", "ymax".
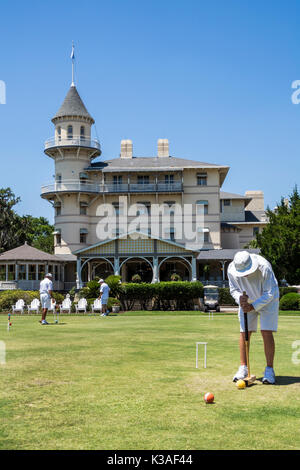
[
  {"xmin": 67, "ymin": 125, "xmax": 73, "ymax": 139},
  {"xmin": 80, "ymin": 126, "xmax": 85, "ymax": 140},
  {"xmin": 57, "ymin": 126, "xmax": 61, "ymax": 141}
]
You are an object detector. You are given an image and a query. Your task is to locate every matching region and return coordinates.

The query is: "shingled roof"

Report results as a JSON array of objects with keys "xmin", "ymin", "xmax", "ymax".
[
  {"xmin": 52, "ymin": 85, "xmax": 94, "ymax": 123},
  {"xmin": 0, "ymin": 243, "xmax": 64, "ymax": 262}
]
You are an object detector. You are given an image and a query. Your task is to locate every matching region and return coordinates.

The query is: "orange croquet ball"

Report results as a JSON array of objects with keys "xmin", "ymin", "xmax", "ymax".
[{"xmin": 204, "ymin": 392, "xmax": 214, "ymax": 404}]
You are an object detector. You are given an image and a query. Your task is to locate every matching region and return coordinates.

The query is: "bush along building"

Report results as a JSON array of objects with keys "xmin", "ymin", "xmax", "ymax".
[{"xmin": 0, "ymin": 77, "xmax": 267, "ymax": 291}]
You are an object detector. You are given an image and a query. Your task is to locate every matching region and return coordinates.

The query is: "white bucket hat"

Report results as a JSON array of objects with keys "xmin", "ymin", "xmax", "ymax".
[
  {"xmin": 231, "ymin": 251, "xmax": 259, "ymax": 277},
  {"xmin": 46, "ymin": 273, "xmax": 53, "ymax": 278},
  {"xmin": 98, "ymin": 279, "xmax": 104, "ymax": 283}
]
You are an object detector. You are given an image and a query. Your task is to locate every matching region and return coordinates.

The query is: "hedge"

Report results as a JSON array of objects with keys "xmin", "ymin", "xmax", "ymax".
[
  {"xmin": 218, "ymin": 288, "xmax": 236, "ymax": 306},
  {"xmin": 119, "ymin": 281, "xmax": 204, "ymax": 311},
  {"xmin": 279, "ymin": 293, "xmax": 300, "ymax": 311},
  {"xmin": 0, "ymin": 290, "xmax": 64, "ymax": 311},
  {"xmin": 279, "ymin": 287, "xmax": 298, "ymax": 298},
  {"xmin": 215, "ymin": 287, "xmax": 299, "ymax": 306}
]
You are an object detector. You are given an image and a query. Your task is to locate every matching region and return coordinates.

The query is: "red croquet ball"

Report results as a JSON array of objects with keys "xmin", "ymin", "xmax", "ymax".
[{"xmin": 204, "ymin": 392, "xmax": 214, "ymax": 404}]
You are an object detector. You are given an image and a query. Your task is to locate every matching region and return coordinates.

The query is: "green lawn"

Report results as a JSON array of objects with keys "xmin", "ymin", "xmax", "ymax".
[{"xmin": 0, "ymin": 313, "xmax": 300, "ymax": 450}]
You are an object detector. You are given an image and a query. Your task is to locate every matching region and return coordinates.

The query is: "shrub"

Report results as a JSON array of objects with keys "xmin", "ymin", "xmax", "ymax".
[
  {"xmin": 120, "ymin": 283, "xmax": 156, "ymax": 310},
  {"xmin": 78, "ymin": 287, "xmax": 90, "ymax": 299},
  {"xmin": 154, "ymin": 281, "xmax": 203, "ymax": 310},
  {"xmin": 279, "ymin": 293, "xmax": 300, "ymax": 311},
  {"xmin": 131, "ymin": 274, "xmax": 142, "ymax": 283},
  {"xmin": 85, "ymin": 280, "xmax": 100, "ymax": 299},
  {"xmin": 279, "ymin": 287, "xmax": 298, "ymax": 298},
  {"xmin": 218, "ymin": 288, "xmax": 236, "ymax": 305},
  {"xmin": 51, "ymin": 292, "xmax": 64, "ymax": 306},
  {"xmin": 0, "ymin": 290, "xmax": 39, "ymax": 311},
  {"xmin": 105, "ymin": 275, "xmax": 122, "ymax": 298}
]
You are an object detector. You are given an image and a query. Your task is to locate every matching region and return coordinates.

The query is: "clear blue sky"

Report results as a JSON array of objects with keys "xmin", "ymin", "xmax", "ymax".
[{"xmin": 0, "ymin": 0, "xmax": 299, "ymax": 224}]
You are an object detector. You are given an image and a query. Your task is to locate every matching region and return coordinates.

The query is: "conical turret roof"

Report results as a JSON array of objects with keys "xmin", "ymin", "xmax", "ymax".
[{"xmin": 52, "ymin": 85, "xmax": 95, "ymax": 123}]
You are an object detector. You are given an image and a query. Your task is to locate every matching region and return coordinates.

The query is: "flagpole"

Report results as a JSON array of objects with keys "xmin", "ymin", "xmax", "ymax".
[{"xmin": 71, "ymin": 41, "xmax": 75, "ymax": 86}]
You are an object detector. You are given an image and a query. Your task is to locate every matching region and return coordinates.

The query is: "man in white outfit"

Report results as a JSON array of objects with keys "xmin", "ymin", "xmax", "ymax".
[
  {"xmin": 228, "ymin": 251, "xmax": 279, "ymax": 384},
  {"xmin": 98, "ymin": 279, "xmax": 110, "ymax": 316},
  {"xmin": 39, "ymin": 273, "xmax": 54, "ymax": 325}
]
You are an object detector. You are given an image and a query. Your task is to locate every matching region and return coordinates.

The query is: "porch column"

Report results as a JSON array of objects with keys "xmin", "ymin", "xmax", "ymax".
[
  {"xmin": 192, "ymin": 257, "xmax": 197, "ymax": 282},
  {"xmin": 15, "ymin": 263, "xmax": 19, "ymax": 282},
  {"xmin": 152, "ymin": 256, "xmax": 159, "ymax": 283},
  {"xmin": 221, "ymin": 261, "xmax": 226, "ymax": 287},
  {"xmin": 76, "ymin": 258, "xmax": 82, "ymax": 289},
  {"xmin": 114, "ymin": 257, "xmax": 120, "ymax": 276}
]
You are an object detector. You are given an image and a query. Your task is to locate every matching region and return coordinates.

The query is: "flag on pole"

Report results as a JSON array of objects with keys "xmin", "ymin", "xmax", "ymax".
[{"xmin": 71, "ymin": 42, "xmax": 75, "ymax": 60}]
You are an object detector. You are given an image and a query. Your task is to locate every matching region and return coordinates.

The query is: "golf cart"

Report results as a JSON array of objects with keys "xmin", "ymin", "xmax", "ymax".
[{"xmin": 203, "ymin": 285, "xmax": 220, "ymax": 312}]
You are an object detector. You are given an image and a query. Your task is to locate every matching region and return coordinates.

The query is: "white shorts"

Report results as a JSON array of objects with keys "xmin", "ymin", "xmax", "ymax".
[
  {"xmin": 40, "ymin": 293, "xmax": 51, "ymax": 309},
  {"xmin": 239, "ymin": 305, "xmax": 279, "ymax": 333}
]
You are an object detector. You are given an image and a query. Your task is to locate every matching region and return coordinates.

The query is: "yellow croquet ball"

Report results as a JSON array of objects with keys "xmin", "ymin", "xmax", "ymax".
[{"xmin": 236, "ymin": 379, "xmax": 246, "ymax": 389}]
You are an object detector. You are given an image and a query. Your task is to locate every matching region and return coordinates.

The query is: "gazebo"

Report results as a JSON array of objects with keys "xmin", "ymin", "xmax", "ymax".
[{"xmin": 0, "ymin": 242, "xmax": 66, "ymax": 291}]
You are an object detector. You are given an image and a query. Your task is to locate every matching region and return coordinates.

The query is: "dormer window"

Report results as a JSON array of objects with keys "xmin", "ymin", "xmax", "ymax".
[{"xmin": 67, "ymin": 125, "xmax": 73, "ymax": 139}]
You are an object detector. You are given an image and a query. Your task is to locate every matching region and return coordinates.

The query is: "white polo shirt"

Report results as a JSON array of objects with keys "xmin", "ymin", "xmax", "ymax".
[
  {"xmin": 100, "ymin": 282, "xmax": 110, "ymax": 302},
  {"xmin": 39, "ymin": 278, "xmax": 53, "ymax": 298}
]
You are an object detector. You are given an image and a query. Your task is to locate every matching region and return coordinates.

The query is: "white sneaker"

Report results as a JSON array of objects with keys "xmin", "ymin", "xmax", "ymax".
[
  {"xmin": 262, "ymin": 366, "xmax": 276, "ymax": 384},
  {"xmin": 41, "ymin": 320, "xmax": 49, "ymax": 325},
  {"xmin": 233, "ymin": 365, "xmax": 248, "ymax": 382}
]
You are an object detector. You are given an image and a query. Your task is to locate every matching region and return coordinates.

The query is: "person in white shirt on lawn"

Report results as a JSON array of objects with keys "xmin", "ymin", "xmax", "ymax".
[
  {"xmin": 228, "ymin": 251, "xmax": 279, "ymax": 385},
  {"xmin": 39, "ymin": 273, "xmax": 54, "ymax": 325},
  {"xmin": 98, "ymin": 279, "xmax": 110, "ymax": 316}
]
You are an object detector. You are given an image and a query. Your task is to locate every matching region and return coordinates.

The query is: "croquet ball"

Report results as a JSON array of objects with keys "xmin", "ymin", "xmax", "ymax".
[
  {"xmin": 204, "ymin": 392, "xmax": 214, "ymax": 403},
  {"xmin": 236, "ymin": 379, "xmax": 246, "ymax": 389}
]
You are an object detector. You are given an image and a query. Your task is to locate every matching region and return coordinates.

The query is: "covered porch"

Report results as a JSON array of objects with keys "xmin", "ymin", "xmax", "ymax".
[
  {"xmin": 74, "ymin": 232, "xmax": 199, "ymax": 287},
  {"xmin": 197, "ymin": 248, "xmax": 260, "ymax": 287}
]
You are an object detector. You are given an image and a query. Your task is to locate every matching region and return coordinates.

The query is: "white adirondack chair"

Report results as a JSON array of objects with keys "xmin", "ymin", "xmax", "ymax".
[
  {"xmin": 27, "ymin": 298, "xmax": 40, "ymax": 314},
  {"xmin": 75, "ymin": 298, "xmax": 87, "ymax": 314},
  {"xmin": 91, "ymin": 298, "xmax": 102, "ymax": 314},
  {"xmin": 12, "ymin": 299, "xmax": 25, "ymax": 314},
  {"xmin": 60, "ymin": 298, "xmax": 72, "ymax": 314},
  {"xmin": 48, "ymin": 299, "xmax": 56, "ymax": 312}
]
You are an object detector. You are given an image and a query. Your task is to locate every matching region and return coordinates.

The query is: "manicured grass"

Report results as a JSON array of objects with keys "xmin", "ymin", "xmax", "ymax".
[{"xmin": 0, "ymin": 313, "xmax": 300, "ymax": 450}]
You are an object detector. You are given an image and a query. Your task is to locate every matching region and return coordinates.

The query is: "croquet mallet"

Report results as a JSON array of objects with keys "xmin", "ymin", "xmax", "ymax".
[{"xmin": 243, "ymin": 291, "xmax": 256, "ymax": 386}]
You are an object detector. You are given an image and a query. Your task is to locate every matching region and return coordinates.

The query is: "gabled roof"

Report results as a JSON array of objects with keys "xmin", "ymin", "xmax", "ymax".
[
  {"xmin": 52, "ymin": 85, "xmax": 94, "ymax": 123},
  {"xmin": 0, "ymin": 243, "xmax": 64, "ymax": 262},
  {"xmin": 74, "ymin": 230, "xmax": 200, "ymax": 255}
]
